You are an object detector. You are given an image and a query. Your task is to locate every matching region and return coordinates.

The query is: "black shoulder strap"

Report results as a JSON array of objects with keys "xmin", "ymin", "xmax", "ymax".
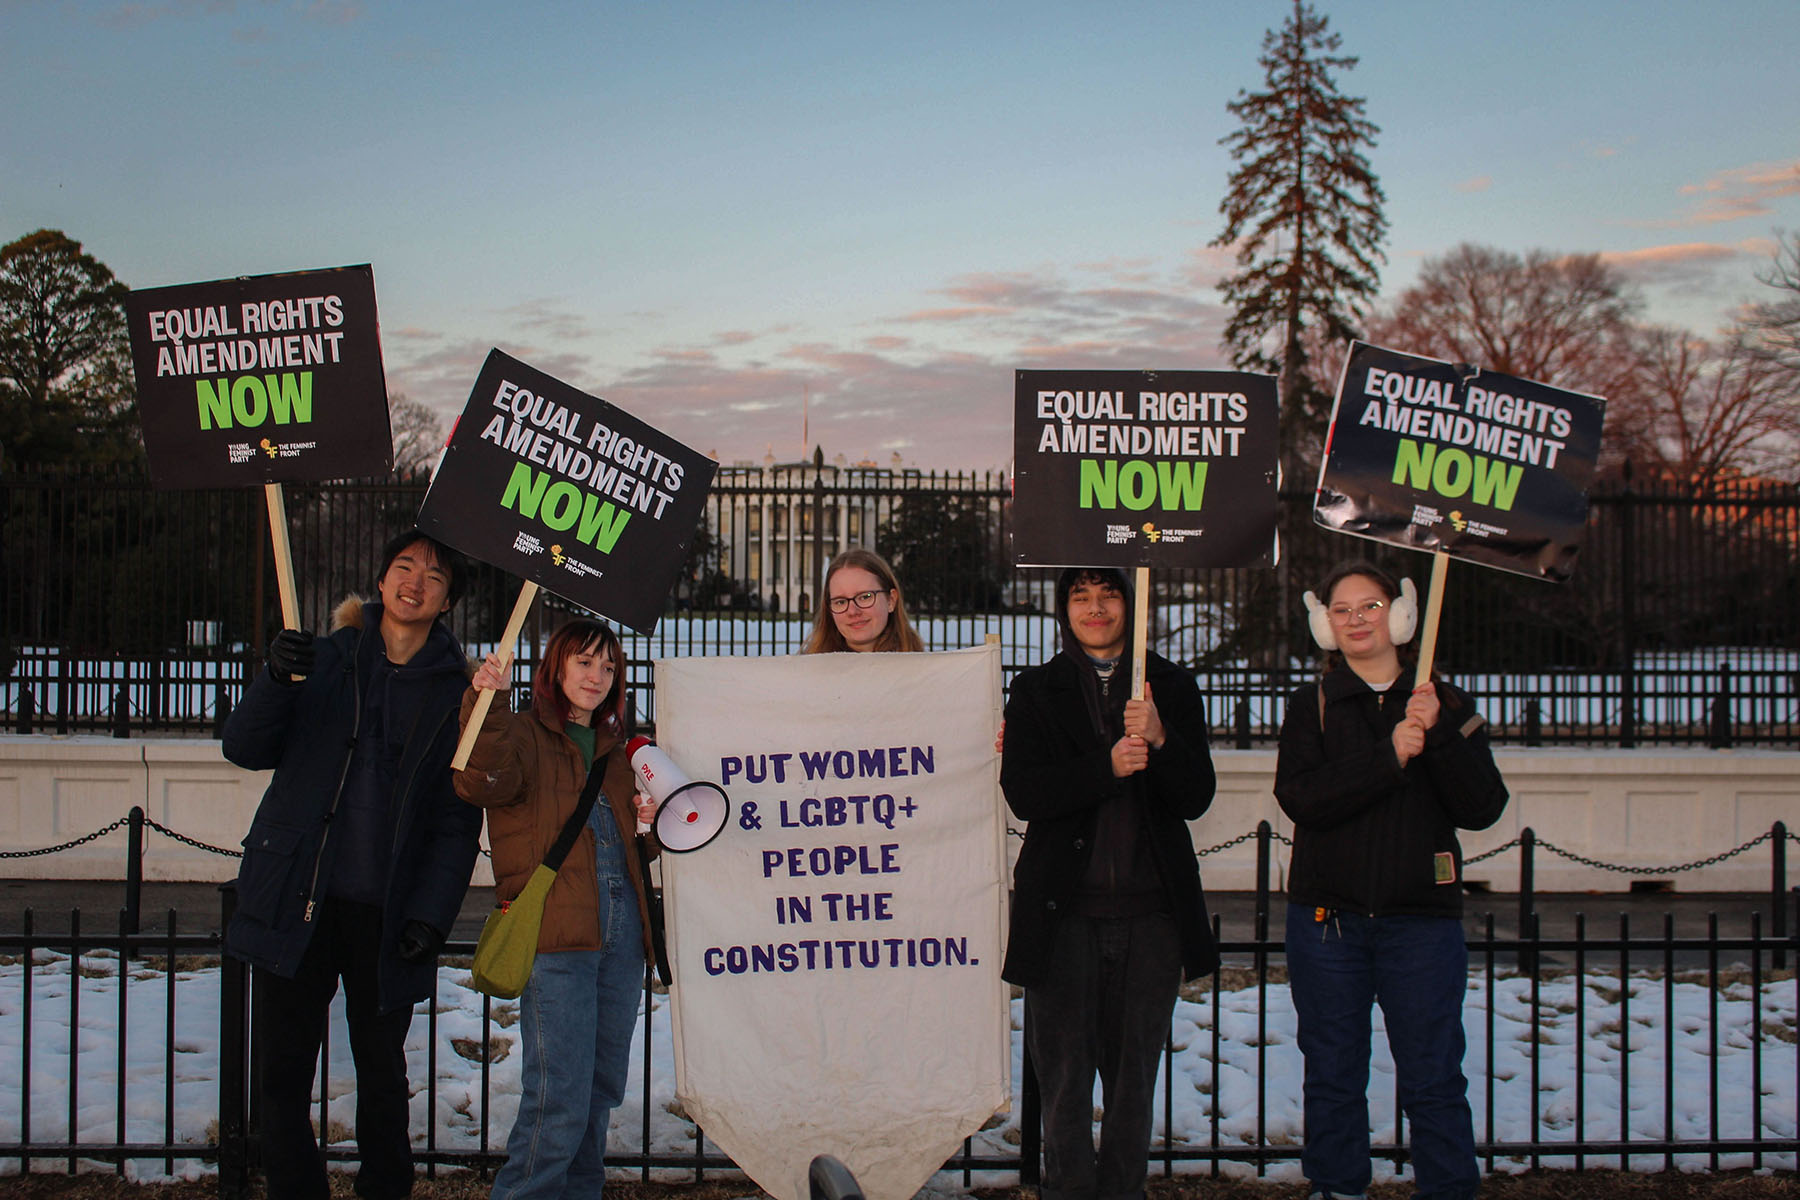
[{"xmin": 540, "ymin": 751, "xmax": 609, "ymax": 874}]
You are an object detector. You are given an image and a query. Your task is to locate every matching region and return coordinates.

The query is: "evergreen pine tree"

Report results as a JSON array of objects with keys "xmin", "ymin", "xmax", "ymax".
[{"xmin": 1211, "ymin": 0, "xmax": 1386, "ymax": 475}]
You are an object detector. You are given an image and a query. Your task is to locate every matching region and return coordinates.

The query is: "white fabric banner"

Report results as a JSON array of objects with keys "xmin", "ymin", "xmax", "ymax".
[{"xmin": 655, "ymin": 646, "xmax": 1010, "ymax": 1200}]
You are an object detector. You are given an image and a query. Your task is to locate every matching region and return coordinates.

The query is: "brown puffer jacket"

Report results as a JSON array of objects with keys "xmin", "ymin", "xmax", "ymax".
[{"xmin": 454, "ymin": 689, "xmax": 656, "ymax": 959}]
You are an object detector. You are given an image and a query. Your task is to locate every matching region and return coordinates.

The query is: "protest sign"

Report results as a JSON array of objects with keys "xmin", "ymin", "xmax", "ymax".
[
  {"xmin": 416, "ymin": 349, "xmax": 716, "ymax": 634},
  {"xmin": 655, "ymin": 646, "xmax": 1009, "ymax": 1200},
  {"xmin": 1317, "ymin": 341, "xmax": 1606, "ymax": 582},
  {"xmin": 1012, "ymin": 368, "xmax": 1279, "ymax": 568},
  {"xmin": 125, "ymin": 265, "xmax": 391, "ymax": 489}
]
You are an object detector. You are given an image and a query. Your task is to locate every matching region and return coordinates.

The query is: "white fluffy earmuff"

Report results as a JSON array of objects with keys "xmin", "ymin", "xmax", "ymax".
[
  {"xmin": 1388, "ymin": 577, "xmax": 1419, "ymax": 644},
  {"xmin": 1304, "ymin": 576, "xmax": 1420, "ymax": 651},
  {"xmin": 1302, "ymin": 589, "xmax": 1337, "ymax": 652}
]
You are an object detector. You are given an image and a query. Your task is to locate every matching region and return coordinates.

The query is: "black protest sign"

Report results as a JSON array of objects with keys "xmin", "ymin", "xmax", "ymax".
[
  {"xmin": 1316, "ymin": 341, "xmax": 1606, "ymax": 582},
  {"xmin": 1011, "ymin": 369, "xmax": 1279, "ymax": 568},
  {"xmin": 125, "ymin": 265, "xmax": 391, "ymax": 488},
  {"xmin": 416, "ymin": 350, "xmax": 716, "ymax": 633}
]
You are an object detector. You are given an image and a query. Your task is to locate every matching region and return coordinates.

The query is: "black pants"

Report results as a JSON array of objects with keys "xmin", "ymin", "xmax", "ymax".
[
  {"xmin": 254, "ymin": 897, "xmax": 415, "ymax": 1200},
  {"xmin": 1025, "ymin": 912, "xmax": 1182, "ymax": 1200}
]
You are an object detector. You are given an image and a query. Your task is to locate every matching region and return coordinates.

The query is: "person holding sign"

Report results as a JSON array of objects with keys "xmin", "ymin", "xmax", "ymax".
[
  {"xmin": 222, "ymin": 531, "xmax": 481, "ymax": 1200},
  {"xmin": 999, "ymin": 567, "xmax": 1218, "ymax": 1200},
  {"xmin": 801, "ymin": 547, "xmax": 926, "ymax": 654},
  {"xmin": 1275, "ymin": 561, "xmax": 1509, "ymax": 1200},
  {"xmin": 454, "ymin": 617, "xmax": 660, "ymax": 1200}
]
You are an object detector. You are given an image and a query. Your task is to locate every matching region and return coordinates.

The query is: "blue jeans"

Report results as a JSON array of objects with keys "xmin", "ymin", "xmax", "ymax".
[
  {"xmin": 493, "ymin": 804, "xmax": 645, "ymax": 1200},
  {"xmin": 1285, "ymin": 905, "xmax": 1478, "ymax": 1200}
]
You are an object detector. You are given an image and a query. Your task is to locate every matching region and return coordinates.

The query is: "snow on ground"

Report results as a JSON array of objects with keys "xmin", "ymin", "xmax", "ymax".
[{"xmin": 0, "ymin": 951, "xmax": 1793, "ymax": 1186}]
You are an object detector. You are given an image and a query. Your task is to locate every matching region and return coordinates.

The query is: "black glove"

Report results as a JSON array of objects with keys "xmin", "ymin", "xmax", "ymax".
[
  {"xmin": 268, "ymin": 629, "xmax": 315, "ymax": 684},
  {"xmin": 396, "ymin": 920, "xmax": 446, "ymax": 964}
]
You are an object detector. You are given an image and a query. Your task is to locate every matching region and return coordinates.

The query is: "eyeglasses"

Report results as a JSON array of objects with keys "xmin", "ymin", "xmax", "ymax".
[
  {"xmin": 828, "ymin": 590, "xmax": 885, "ymax": 614},
  {"xmin": 1328, "ymin": 599, "xmax": 1387, "ymax": 624}
]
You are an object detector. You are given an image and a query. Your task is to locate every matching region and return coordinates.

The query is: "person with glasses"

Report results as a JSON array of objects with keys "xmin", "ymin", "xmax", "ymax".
[
  {"xmin": 1276, "ymin": 561, "xmax": 1508, "ymax": 1200},
  {"xmin": 801, "ymin": 547, "xmax": 925, "ymax": 654}
]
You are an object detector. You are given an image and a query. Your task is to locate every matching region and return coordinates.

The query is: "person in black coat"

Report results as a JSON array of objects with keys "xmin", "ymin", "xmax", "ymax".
[
  {"xmin": 1000, "ymin": 567, "xmax": 1217, "ymax": 1200},
  {"xmin": 1275, "ymin": 561, "xmax": 1508, "ymax": 1200},
  {"xmin": 223, "ymin": 532, "xmax": 481, "ymax": 1200}
]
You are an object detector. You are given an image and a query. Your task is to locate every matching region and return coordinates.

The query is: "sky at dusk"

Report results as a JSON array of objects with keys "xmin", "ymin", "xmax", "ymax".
[{"xmin": 5, "ymin": 0, "xmax": 1798, "ymax": 470}]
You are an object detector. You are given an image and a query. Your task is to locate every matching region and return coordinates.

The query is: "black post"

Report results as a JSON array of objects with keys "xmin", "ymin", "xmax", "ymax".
[
  {"xmin": 1708, "ymin": 664, "xmax": 1733, "ymax": 749},
  {"xmin": 112, "ymin": 685, "xmax": 130, "ymax": 738},
  {"xmin": 1234, "ymin": 694, "xmax": 1251, "ymax": 750},
  {"xmin": 214, "ymin": 664, "xmax": 235, "ymax": 739},
  {"xmin": 56, "ymin": 648, "xmax": 72, "ymax": 736},
  {"xmin": 1524, "ymin": 698, "xmax": 1542, "ymax": 747},
  {"xmin": 1519, "ymin": 827, "xmax": 1537, "ymax": 975},
  {"xmin": 1774, "ymin": 821, "xmax": 1788, "ymax": 972},
  {"xmin": 218, "ymin": 884, "xmax": 250, "ymax": 1200},
  {"xmin": 810, "ymin": 445, "xmax": 827, "ymax": 609},
  {"xmin": 1617, "ymin": 467, "xmax": 1638, "ymax": 748},
  {"xmin": 1254, "ymin": 819, "xmax": 1272, "ymax": 944},
  {"xmin": 19, "ymin": 686, "xmax": 34, "ymax": 735},
  {"xmin": 124, "ymin": 807, "xmax": 144, "ymax": 937}
]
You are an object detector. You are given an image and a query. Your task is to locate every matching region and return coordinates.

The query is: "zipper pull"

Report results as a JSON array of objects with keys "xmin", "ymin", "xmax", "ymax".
[{"xmin": 303, "ymin": 900, "xmax": 316, "ymax": 923}]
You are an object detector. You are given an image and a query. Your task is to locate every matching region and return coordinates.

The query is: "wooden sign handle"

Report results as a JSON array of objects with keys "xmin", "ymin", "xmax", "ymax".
[
  {"xmin": 1413, "ymin": 549, "xmax": 1449, "ymax": 689},
  {"xmin": 451, "ymin": 579, "xmax": 540, "ymax": 771},
  {"xmin": 1130, "ymin": 566, "xmax": 1150, "ymax": 701},
  {"xmin": 264, "ymin": 484, "xmax": 300, "ymax": 630}
]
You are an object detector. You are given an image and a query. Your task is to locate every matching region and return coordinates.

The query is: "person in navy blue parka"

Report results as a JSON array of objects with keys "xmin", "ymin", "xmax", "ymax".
[{"xmin": 223, "ymin": 531, "xmax": 481, "ymax": 1200}]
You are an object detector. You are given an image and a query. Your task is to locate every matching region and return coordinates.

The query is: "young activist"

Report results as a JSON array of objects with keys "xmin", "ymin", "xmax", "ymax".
[
  {"xmin": 1276, "ymin": 561, "xmax": 1509, "ymax": 1200},
  {"xmin": 801, "ymin": 547, "xmax": 926, "ymax": 654},
  {"xmin": 223, "ymin": 531, "xmax": 481, "ymax": 1200},
  {"xmin": 999, "ymin": 566, "xmax": 1218, "ymax": 1200},
  {"xmin": 455, "ymin": 617, "xmax": 659, "ymax": 1200}
]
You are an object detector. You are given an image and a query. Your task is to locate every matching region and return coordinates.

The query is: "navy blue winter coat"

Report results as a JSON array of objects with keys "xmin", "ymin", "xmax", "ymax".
[
  {"xmin": 999, "ymin": 650, "xmax": 1219, "ymax": 987},
  {"xmin": 222, "ymin": 599, "xmax": 481, "ymax": 1013}
]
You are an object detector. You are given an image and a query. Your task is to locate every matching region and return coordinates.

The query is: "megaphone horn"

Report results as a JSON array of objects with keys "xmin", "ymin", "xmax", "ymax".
[{"xmin": 626, "ymin": 736, "xmax": 730, "ymax": 854}]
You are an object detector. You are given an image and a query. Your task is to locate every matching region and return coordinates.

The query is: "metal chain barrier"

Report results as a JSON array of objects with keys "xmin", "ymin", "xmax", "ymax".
[
  {"xmin": 0, "ymin": 816, "xmax": 131, "ymax": 858},
  {"xmin": 1465, "ymin": 836, "xmax": 1523, "ymax": 866},
  {"xmin": 1196, "ymin": 828, "xmax": 1280, "ymax": 857},
  {"xmin": 143, "ymin": 816, "xmax": 242, "ymax": 859},
  {"xmin": 1535, "ymin": 828, "xmax": 1775, "ymax": 876}
]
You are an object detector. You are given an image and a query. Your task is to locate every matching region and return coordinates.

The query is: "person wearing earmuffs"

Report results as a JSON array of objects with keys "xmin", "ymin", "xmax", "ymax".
[{"xmin": 1274, "ymin": 561, "xmax": 1508, "ymax": 1200}]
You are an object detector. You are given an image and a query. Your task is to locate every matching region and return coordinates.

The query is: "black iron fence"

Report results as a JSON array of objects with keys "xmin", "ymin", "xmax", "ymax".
[
  {"xmin": 3, "ymin": 469, "xmax": 1798, "ymax": 746},
  {"xmin": 2, "ymin": 823, "xmax": 1797, "ymax": 1190}
]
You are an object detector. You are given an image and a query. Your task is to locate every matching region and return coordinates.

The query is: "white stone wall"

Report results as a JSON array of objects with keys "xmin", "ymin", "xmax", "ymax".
[{"xmin": 0, "ymin": 736, "xmax": 1794, "ymax": 891}]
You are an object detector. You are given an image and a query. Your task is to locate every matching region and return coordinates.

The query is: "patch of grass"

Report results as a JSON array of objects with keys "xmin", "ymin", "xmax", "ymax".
[{"xmin": 449, "ymin": 1036, "xmax": 511, "ymax": 1065}]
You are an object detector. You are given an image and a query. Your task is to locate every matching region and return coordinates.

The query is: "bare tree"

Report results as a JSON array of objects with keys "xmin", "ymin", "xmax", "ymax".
[
  {"xmin": 388, "ymin": 391, "xmax": 444, "ymax": 476},
  {"xmin": 1745, "ymin": 229, "xmax": 1800, "ymax": 374},
  {"xmin": 1369, "ymin": 244, "xmax": 1640, "ymax": 397},
  {"xmin": 1617, "ymin": 325, "xmax": 1797, "ymax": 488}
]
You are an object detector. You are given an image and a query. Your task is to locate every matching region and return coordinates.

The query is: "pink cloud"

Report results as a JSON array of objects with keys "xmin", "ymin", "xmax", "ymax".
[
  {"xmin": 1455, "ymin": 175, "xmax": 1493, "ymax": 194},
  {"xmin": 1597, "ymin": 239, "xmax": 1775, "ymax": 302},
  {"xmin": 897, "ymin": 306, "xmax": 1007, "ymax": 324},
  {"xmin": 392, "ymin": 251, "xmax": 1239, "ymax": 469},
  {"xmin": 497, "ymin": 299, "xmax": 594, "ymax": 342},
  {"xmin": 1640, "ymin": 160, "xmax": 1800, "ymax": 227}
]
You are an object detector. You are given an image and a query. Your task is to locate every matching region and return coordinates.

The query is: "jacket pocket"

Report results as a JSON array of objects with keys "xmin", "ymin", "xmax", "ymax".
[{"xmin": 237, "ymin": 823, "xmax": 306, "ymax": 928}]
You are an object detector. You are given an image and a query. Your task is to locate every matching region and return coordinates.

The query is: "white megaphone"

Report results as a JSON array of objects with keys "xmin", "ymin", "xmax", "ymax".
[{"xmin": 626, "ymin": 736, "xmax": 730, "ymax": 853}]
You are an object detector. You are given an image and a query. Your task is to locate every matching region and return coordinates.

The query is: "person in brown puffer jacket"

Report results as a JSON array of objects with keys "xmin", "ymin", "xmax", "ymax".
[{"xmin": 455, "ymin": 616, "xmax": 657, "ymax": 1200}]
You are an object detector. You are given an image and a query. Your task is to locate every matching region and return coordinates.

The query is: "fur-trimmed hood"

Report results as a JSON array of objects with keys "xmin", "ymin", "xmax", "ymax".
[
  {"xmin": 328, "ymin": 594, "xmax": 472, "ymax": 678},
  {"xmin": 331, "ymin": 593, "xmax": 369, "ymax": 633}
]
